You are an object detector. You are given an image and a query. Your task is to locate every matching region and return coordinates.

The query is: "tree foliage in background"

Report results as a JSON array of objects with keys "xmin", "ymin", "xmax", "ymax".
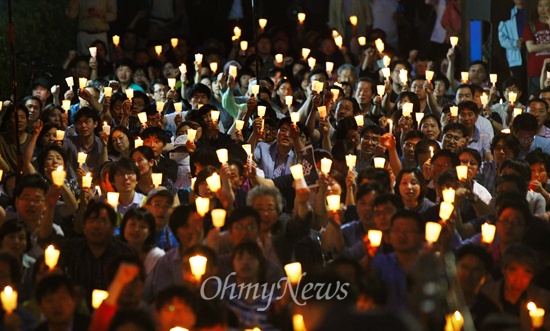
[{"xmin": 0, "ymin": 0, "xmax": 76, "ymax": 101}]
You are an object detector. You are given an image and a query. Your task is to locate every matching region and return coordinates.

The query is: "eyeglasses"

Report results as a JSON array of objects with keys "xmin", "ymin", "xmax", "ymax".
[
  {"xmin": 115, "ymin": 172, "xmax": 136, "ymax": 179},
  {"xmin": 460, "ymin": 159, "xmax": 478, "ymax": 167},
  {"xmin": 19, "ymin": 197, "xmax": 45, "ymax": 205}
]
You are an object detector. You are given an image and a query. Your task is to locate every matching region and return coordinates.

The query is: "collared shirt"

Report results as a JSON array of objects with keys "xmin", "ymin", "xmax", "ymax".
[
  {"xmin": 64, "ymin": 135, "xmax": 104, "ymax": 173},
  {"xmin": 467, "ymin": 127, "xmax": 491, "ymax": 159},
  {"xmin": 116, "ymin": 192, "xmax": 146, "ymax": 217},
  {"xmin": 254, "ymin": 142, "xmax": 295, "ymax": 179},
  {"xmin": 538, "ymin": 125, "xmax": 550, "ymax": 138},
  {"xmin": 491, "ymin": 102, "xmax": 524, "ymax": 129},
  {"xmin": 372, "ymin": 253, "xmax": 410, "ymax": 311},
  {"xmin": 155, "ymin": 226, "xmax": 179, "ymax": 251}
]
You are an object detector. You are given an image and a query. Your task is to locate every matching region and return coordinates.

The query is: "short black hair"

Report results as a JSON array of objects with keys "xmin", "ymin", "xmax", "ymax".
[
  {"xmin": 168, "ymin": 204, "xmax": 198, "ymax": 243},
  {"xmin": 457, "ymin": 100, "xmax": 479, "ymax": 115},
  {"xmin": 455, "ymin": 244, "xmax": 493, "ymax": 272},
  {"xmin": 154, "ymin": 285, "xmax": 200, "ymax": 318},
  {"xmin": 187, "ymin": 83, "xmax": 212, "ymax": 100},
  {"xmin": 373, "ymin": 193, "xmax": 404, "ymax": 210},
  {"xmin": 35, "ymin": 274, "xmax": 75, "ymax": 304},
  {"xmin": 227, "ymin": 206, "xmax": 261, "ymax": 229},
  {"xmin": 499, "ymin": 158, "xmax": 531, "ymax": 182},
  {"xmin": 84, "ymin": 201, "xmax": 118, "ymax": 227},
  {"xmin": 357, "ymin": 168, "xmax": 392, "ymax": 193},
  {"xmin": 390, "ymin": 209, "xmax": 424, "ymax": 233},
  {"xmin": 14, "ymin": 174, "xmax": 49, "ymax": 199},
  {"xmin": 115, "ymin": 58, "xmax": 135, "ymax": 71},
  {"xmin": 502, "ymin": 77, "xmax": 522, "ymax": 92},
  {"xmin": 355, "ymin": 181, "xmax": 383, "ymax": 201},
  {"xmin": 140, "ymin": 126, "xmax": 170, "ymax": 144},
  {"xmin": 527, "ymin": 97, "xmax": 549, "ymax": 110},
  {"xmin": 490, "ymin": 133, "xmax": 520, "ymax": 157},
  {"xmin": 495, "ymin": 174, "xmax": 528, "ymax": 197},
  {"xmin": 512, "ymin": 113, "xmax": 538, "ymax": 133},
  {"xmin": 74, "ymin": 106, "xmax": 100, "ymax": 124},
  {"xmin": 109, "ymin": 157, "xmax": 141, "ymax": 185},
  {"xmin": 459, "ymin": 148, "xmax": 482, "ymax": 168},
  {"xmin": 432, "ymin": 149, "xmax": 461, "ymax": 167},
  {"xmin": 443, "ymin": 122, "xmax": 467, "ymax": 136}
]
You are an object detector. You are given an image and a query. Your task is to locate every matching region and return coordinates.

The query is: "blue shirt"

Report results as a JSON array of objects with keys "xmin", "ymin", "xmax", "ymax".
[
  {"xmin": 340, "ymin": 220, "xmax": 367, "ymax": 259},
  {"xmin": 254, "ymin": 142, "xmax": 295, "ymax": 179},
  {"xmin": 155, "ymin": 226, "xmax": 179, "ymax": 251},
  {"xmin": 372, "ymin": 253, "xmax": 409, "ymax": 311}
]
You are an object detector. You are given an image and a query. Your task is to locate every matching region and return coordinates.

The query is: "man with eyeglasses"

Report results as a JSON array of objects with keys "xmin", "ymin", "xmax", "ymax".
[
  {"xmin": 511, "ymin": 113, "xmax": 550, "ymax": 159},
  {"xmin": 442, "ymin": 122, "xmax": 468, "ymax": 155},
  {"xmin": 400, "ymin": 131, "xmax": 425, "ymax": 169},
  {"xmin": 144, "ymin": 188, "xmax": 177, "ymax": 251},
  {"xmin": 357, "ymin": 125, "xmax": 386, "ymax": 172},
  {"xmin": 108, "ymin": 158, "xmax": 145, "ymax": 218}
]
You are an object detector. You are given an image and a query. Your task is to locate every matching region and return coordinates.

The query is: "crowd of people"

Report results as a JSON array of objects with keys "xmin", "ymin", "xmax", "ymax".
[{"xmin": 2, "ymin": 0, "xmax": 550, "ymax": 330}]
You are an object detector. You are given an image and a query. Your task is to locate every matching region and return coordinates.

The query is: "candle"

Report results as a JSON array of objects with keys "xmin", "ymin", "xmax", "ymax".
[
  {"xmin": 297, "ymin": 12, "xmax": 306, "ymax": 23},
  {"xmin": 461, "ymin": 71, "xmax": 469, "ymax": 83},
  {"xmin": 195, "ymin": 53, "xmax": 203, "ymax": 64},
  {"xmin": 326, "ymin": 61, "xmax": 334, "ymax": 74},
  {"xmin": 259, "ymin": 18, "xmax": 267, "ymax": 29},
  {"xmin": 187, "ymin": 129, "xmax": 197, "ymax": 142},
  {"xmin": 354, "ymin": 115, "xmax": 364, "ymax": 127},
  {"xmin": 290, "ymin": 164, "xmax": 307, "ymax": 189},
  {"xmin": 240, "ymin": 41, "xmax": 248, "ymax": 51},
  {"xmin": 529, "ymin": 302, "xmax": 538, "ymax": 311},
  {"xmin": 156, "ymin": 101, "xmax": 165, "ymax": 113},
  {"xmin": 508, "ymin": 91, "xmax": 517, "ymax": 103},
  {"xmin": 367, "ymin": 230, "xmax": 383, "ymax": 247},
  {"xmin": 490, "ymin": 73, "xmax": 497, "ymax": 86},
  {"xmin": 318, "ymin": 106, "xmax": 327, "ymax": 118},
  {"xmin": 302, "ymin": 48, "xmax": 311, "ymax": 59},
  {"xmin": 373, "ymin": 157, "xmax": 385, "ymax": 169},
  {"xmin": 77, "ymin": 152, "xmax": 87, "ymax": 165},
  {"xmin": 334, "ymin": 35, "xmax": 343, "ymax": 48},
  {"xmin": 103, "ymin": 86, "xmax": 113, "ymax": 98},
  {"xmin": 170, "ymin": 328, "xmax": 189, "ymax": 331},
  {"xmin": 349, "ymin": 15, "xmax": 358, "ymax": 26},
  {"xmin": 206, "ymin": 173, "xmax": 221, "ymax": 192},
  {"xmin": 416, "ymin": 112, "xmax": 425, "ymax": 124},
  {"xmin": 290, "ymin": 112, "xmax": 300, "ymax": 124},
  {"xmin": 56, "ymin": 130, "xmax": 65, "ymax": 141},
  {"xmin": 134, "ymin": 138, "xmax": 143, "ymax": 147},
  {"xmin": 275, "ymin": 54, "xmax": 283, "ymax": 63},
  {"xmin": 174, "ymin": 102, "xmax": 182, "ymax": 113},
  {"xmin": 345, "ymin": 154, "xmax": 357, "ymax": 169},
  {"xmin": 154, "ymin": 45, "xmax": 162, "ymax": 56},
  {"xmin": 125, "ymin": 88, "xmax": 134, "ymax": 99},
  {"xmin": 0, "ymin": 170, "xmax": 3, "ymax": 182},
  {"xmin": 1, "ymin": 286, "xmax": 17, "ymax": 314},
  {"xmin": 211, "ymin": 110, "xmax": 220, "ymax": 122},
  {"xmin": 92, "ymin": 289, "xmax": 108, "ymax": 309},
  {"xmin": 216, "ymin": 149, "xmax": 228, "ymax": 164},
  {"xmin": 235, "ymin": 120, "xmax": 245, "ymax": 131},
  {"xmin": 445, "ymin": 311, "xmax": 464, "ymax": 331},
  {"xmin": 251, "ymin": 84, "xmax": 260, "ymax": 96},
  {"xmin": 107, "ymin": 192, "xmax": 119, "ymax": 207},
  {"xmin": 450, "ymin": 36, "xmax": 459, "ymax": 48},
  {"xmin": 95, "ymin": 186, "xmax": 102, "ymax": 196},
  {"xmin": 312, "ymin": 80, "xmax": 324, "ymax": 93},
  {"xmin": 388, "ymin": 119, "xmax": 393, "ymax": 134},
  {"xmin": 171, "ymin": 38, "xmax": 178, "ymax": 48},
  {"xmin": 320, "ymin": 158, "xmax": 332, "ymax": 174},
  {"xmin": 425, "ymin": 70, "xmax": 434, "ymax": 82},
  {"xmin": 429, "ymin": 146, "xmax": 434, "ymax": 158},
  {"xmin": 79, "ymin": 78, "xmax": 88, "ymax": 89},
  {"xmin": 308, "ymin": 57, "xmax": 317, "ymax": 70},
  {"xmin": 284, "ymin": 262, "xmax": 302, "ymax": 284},
  {"xmin": 179, "ymin": 63, "xmax": 187, "ymax": 75},
  {"xmin": 52, "ymin": 166, "xmax": 66, "ymax": 186},
  {"xmin": 152, "ymin": 173, "xmax": 163, "ymax": 188},
  {"xmin": 480, "ymin": 93, "xmax": 488, "ymax": 107},
  {"xmin": 382, "ymin": 55, "xmax": 391, "ymax": 68},
  {"xmin": 211, "ymin": 209, "xmax": 226, "ymax": 228},
  {"xmin": 233, "ymin": 26, "xmax": 241, "ymax": 38},
  {"xmin": 102, "ymin": 121, "xmax": 111, "ymax": 135},
  {"xmin": 501, "ymin": 128, "xmax": 511, "ymax": 134},
  {"xmin": 531, "ymin": 308, "xmax": 545, "ymax": 329},
  {"xmin": 450, "ymin": 106, "xmax": 458, "ymax": 117},
  {"xmin": 229, "ymin": 65, "xmax": 238, "ymax": 78},
  {"xmin": 195, "ymin": 197, "xmax": 210, "ymax": 217},
  {"xmin": 82, "ymin": 172, "xmax": 93, "ymax": 189},
  {"xmin": 89, "ymin": 47, "xmax": 97, "ymax": 57},
  {"xmin": 513, "ymin": 108, "xmax": 522, "ymax": 118},
  {"xmin": 374, "ymin": 38, "xmax": 384, "ymax": 53},
  {"xmin": 65, "ymin": 76, "xmax": 74, "ymax": 88},
  {"xmin": 168, "ymin": 78, "xmax": 176, "ymax": 90},
  {"xmin": 399, "ymin": 70, "xmax": 408, "ymax": 84},
  {"xmin": 481, "ymin": 222, "xmax": 496, "ymax": 244},
  {"xmin": 242, "ymin": 144, "xmax": 252, "ymax": 156},
  {"xmin": 189, "ymin": 255, "xmax": 208, "ymax": 281},
  {"xmin": 441, "ymin": 188, "xmax": 455, "ymax": 203},
  {"xmin": 402, "ymin": 103, "xmax": 413, "ymax": 117},
  {"xmin": 209, "ymin": 62, "xmax": 218, "ymax": 73},
  {"xmin": 44, "ymin": 245, "xmax": 60, "ymax": 270},
  {"xmin": 62, "ymin": 100, "xmax": 71, "ymax": 111},
  {"xmin": 456, "ymin": 165, "xmax": 468, "ymax": 180},
  {"xmin": 425, "ymin": 221, "xmax": 443, "ymax": 242},
  {"xmin": 381, "ymin": 68, "xmax": 391, "ymax": 79},
  {"xmin": 377, "ymin": 85, "xmax": 385, "ymax": 96},
  {"xmin": 257, "ymin": 106, "xmax": 266, "ymax": 118},
  {"xmin": 326, "ymin": 195, "xmax": 341, "ymax": 211},
  {"xmin": 330, "ymin": 89, "xmax": 340, "ymax": 101},
  {"xmin": 112, "ymin": 35, "xmax": 120, "ymax": 47},
  {"xmin": 137, "ymin": 112, "xmax": 147, "ymax": 124},
  {"xmin": 439, "ymin": 201, "xmax": 454, "ymax": 221},
  {"xmin": 293, "ymin": 314, "xmax": 306, "ymax": 331},
  {"xmin": 358, "ymin": 36, "xmax": 366, "ymax": 46},
  {"xmin": 285, "ymin": 95, "xmax": 293, "ymax": 106}
]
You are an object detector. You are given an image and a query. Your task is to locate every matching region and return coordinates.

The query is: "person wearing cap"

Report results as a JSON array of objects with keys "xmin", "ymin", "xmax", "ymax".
[
  {"xmin": 31, "ymin": 78, "xmax": 52, "ymax": 109},
  {"xmin": 144, "ymin": 188, "xmax": 178, "ymax": 251}
]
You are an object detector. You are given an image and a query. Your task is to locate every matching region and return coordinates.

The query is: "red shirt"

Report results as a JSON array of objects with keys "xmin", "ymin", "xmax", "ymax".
[{"xmin": 523, "ymin": 19, "xmax": 550, "ymax": 76}]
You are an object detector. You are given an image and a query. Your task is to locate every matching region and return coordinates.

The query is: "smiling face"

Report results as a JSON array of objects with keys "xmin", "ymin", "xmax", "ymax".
[
  {"xmin": 458, "ymin": 108, "xmax": 478, "ymax": 131},
  {"xmin": 276, "ymin": 123, "xmax": 292, "ymax": 148},
  {"xmin": 528, "ymin": 101, "xmax": 548, "ymax": 129},
  {"xmin": 442, "ymin": 129, "xmax": 465, "ymax": 153},
  {"xmin": 1, "ymin": 228, "xmax": 27, "ymax": 258},
  {"xmin": 113, "ymin": 168, "xmax": 138, "ymax": 193},
  {"xmin": 361, "ymin": 130, "xmax": 381, "ymax": 156},
  {"xmin": 123, "ymin": 217, "xmax": 150, "ymax": 247}
]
